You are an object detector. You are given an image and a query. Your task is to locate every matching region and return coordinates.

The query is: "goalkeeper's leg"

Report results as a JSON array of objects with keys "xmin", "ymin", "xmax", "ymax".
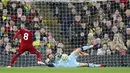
[
  {"xmin": 73, "ymin": 41, "xmax": 97, "ymax": 56},
  {"xmin": 78, "ymin": 63, "xmax": 105, "ymax": 67}
]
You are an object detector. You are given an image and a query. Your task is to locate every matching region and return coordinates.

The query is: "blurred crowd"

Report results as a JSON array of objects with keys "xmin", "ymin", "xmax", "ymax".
[
  {"xmin": 0, "ymin": 0, "xmax": 63, "ymax": 56},
  {"xmin": 0, "ymin": 0, "xmax": 130, "ymax": 56},
  {"xmin": 50, "ymin": 0, "xmax": 130, "ymax": 55}
]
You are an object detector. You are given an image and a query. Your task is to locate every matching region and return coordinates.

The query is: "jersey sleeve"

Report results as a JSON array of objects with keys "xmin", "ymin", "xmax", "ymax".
[{"xmin": 13, "ymin": 30, "xmax": 21, "ymax": 40}]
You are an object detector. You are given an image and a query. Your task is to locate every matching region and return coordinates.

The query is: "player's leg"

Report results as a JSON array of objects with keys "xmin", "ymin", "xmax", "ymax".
[
  {"xmin": 8, "ymin": 48, "xmax": 23, "ymax": 67},
  {"xmin": 68, "ymin": 43, "xmax": 97, "ymax": 67},
  {"xmin": 34, "ymin": 51, "xmax": 45, "ymax": 65},
  {"xmin": 73, "ymin": 44, "xmax": 96, "ymax": 56},
  {"xmin": 29, "ymin": 45, "xmax": 45, "ymax": 65},
  {"xmin": 78, "ymin": 63, "xmax": 104, "ymax": 67}
]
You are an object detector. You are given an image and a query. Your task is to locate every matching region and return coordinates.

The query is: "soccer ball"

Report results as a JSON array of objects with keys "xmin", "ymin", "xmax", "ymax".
[{"xmin": 61, "ymin": 54, "xmax": 68, "ymax": 60}]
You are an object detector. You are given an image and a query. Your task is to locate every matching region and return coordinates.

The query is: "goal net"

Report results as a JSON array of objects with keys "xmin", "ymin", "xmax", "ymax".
[{"xmin": 0, "ymin": 0, "xmax": 130, "ymax": 67}]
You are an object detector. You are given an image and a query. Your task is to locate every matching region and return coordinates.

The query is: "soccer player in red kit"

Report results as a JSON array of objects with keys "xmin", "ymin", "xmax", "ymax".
[{"xmin": 8, "ymin": 24, "xmax": 45, "ymax": 67}]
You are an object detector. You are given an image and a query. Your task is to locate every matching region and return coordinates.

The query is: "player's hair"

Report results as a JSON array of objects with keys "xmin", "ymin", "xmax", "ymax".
[{"xmin": 47, "ymin": 53, "xmax": 52, "ymax": 58}]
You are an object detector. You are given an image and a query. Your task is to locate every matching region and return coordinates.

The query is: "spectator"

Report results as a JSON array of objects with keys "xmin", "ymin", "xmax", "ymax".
[
  {"xmin": 119, "ymin": 22, "xmax": 126, "ymax": 41},
  {"xmin": 112, "ymin": 9, "xmax": 122, "ymax": 24},
  {"xmin": 40, "ymin": 28, "xmax": 55, "ymax": 54},
  {"xmin": 111, "ymin": 0, "xmax": 120, "ymax": 11},
  {"xmin": 96, "ymin": 38, "xmax": 102, "ymax": 46},
  {"xmin": 56, "ymin": 43, "xmax": 64, "ymax": 56},
  {"xmin": 102, "ymin": 20, "xmax": 113, "ymax": 40},
  {"xmin": 104, "ymin": 3, "xmax": 112, "ymax": 19},
  {"xmin": 2, "ymin": 9, "xmax": 8, "ymax": 21},
  {"xmin": 95, "ymin": 2, "xmax": 101, "ymax": 10},
  {"xmin": 9, "ymin": 20, "xmax": 15, "ymax": 30},
  {"xmin": 72, "ymin": 7, "xmax": 77, "ymax": 15},
  {"xmin": 0, "ymin": 39, "xmax": 4, "ymax": 54},
  {"xmin": 11, "ymin": 25, "xmax": 19, "ymax": 51},
  {"xmin": 46, "ymin": 42, "xmax": 63, "ymax": 56},
  {"xmin": 11, "ymin": 7, "xmax": 24, "ymax": 24},
  {"xmin": 112, "ymin": 26, "xmax": 118, "ymax": 34},
  {"xmin": 120, "ymin": 0, "xmax": 128, "ymax": 7},
  {"xmin": 87, "ymin": 33, "xmax": 95, "ymax": 45},
  {"xmin": 102, "ymin": 34, "xmax": 110, "ymax": 45},
  {"xmin": 0, "ymin": 26, "xmax": 5, "ymax": 39},
  {"xmin": 89, "ymin": 2, "xmax": 97, "ymax": 18},
  {"xmin": 0, "ymin": 2, "xmax": 3, "ymax": 25},
  {"xmin": 9, "ymin": 2, "xmax": 17, "ymax": 15},
  {"xmin": 21, "ymin": 15, "xmax": 26, "ymax": 23},
  {"xmin": 5, "ymin": 42, "xmax": 12, "ymax": 54},
  {"xmin": 84, "ymin": 10, "xmax": 90, "ymax": 23},
  {"xmin": 26, "ymin": 8, "xmax": 36, "ymax": 23},
  {"xmin": 17, "ymin": 7, "xmax": 23, "ymax": 18},
  {"xmin": 109, "ymin": 34, "xmax": 127, "ymax": 55},
  {"xmin": 5, "ymin": 20, "xmax": 11, "ymax": 34},
  {"xmin": 75, "ymin": 14, "xmax": 81, "ymax": 25},
  {"xmin": 94, "ymin": 27, "xmax": 103, "ymax": 38},
  {"xmin": 100, "ymin": 43, "xmax": 111, "ymax": 55},
  {"xmin": 95, "ymin": 8, "xmax": 106, "ymax": 22},
  {"xmin": 125, "ymin": 28, "xmax": 130, "ymax": 52},
  {"xmin": 46, "ymin": 34, "xmax": 57, "ymax": 55},
  {"xmin": 12, "ymin": 25, "xmax": 18, "ymax": 32},
  {"xmin": 6, "ymin": 15, "xmax": 11, "ymax": 21},
  {"xmin": 24, "ymin": 0, "xmax": 31, "ymax": 15},
  {"xmin": 119, "ymin": 3, "xmax": 126, "ymax": 21},
  {"xmin": 33, "ymin": 30, "xmax": 42, "ymax": 50},
  {"xmin": 124, "ymin": 9, "xmax": 130, "ymax": 25},
  {"xmin": 48, "ymin": 35, "xmax": 57, "ymax": 49},
  {"xmin": 126, "ymin": 38, "xmax": 130, "ymax": 49},
  {"xmin": 40, "ymin": 28, "xmax": 48, "ymax": 46},
  {"xmin": 0, "ymin": 2, "xmax": 3, "ymax": 10},
  {"xmin": 9, "ymin": 25, "xmax": 18, "ymax": 40},
  {"xmin": 16, "ymin": 15, "xmax": 27, "ymax": 28},
  {"xmin": 90, "ymin": 20, "xmax": 99, "ymax": 35},
  {"xmin": 32, "ymin": 21, "xmax": 40, "ymax": 31},
  {"xmin": 97, "ymin": 44, "xmax": 107, "ymax": 55},
  {"xmin": 34, "ymin": 30, "xmax": 41, "ymax": 41},
  {"xmin": 2, "ymin": 35, "xmax": 12, "ymax": 54}
]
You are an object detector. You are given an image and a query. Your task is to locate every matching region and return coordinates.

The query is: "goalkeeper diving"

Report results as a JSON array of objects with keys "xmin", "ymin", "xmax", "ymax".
[{"xmin": 45, "ymin": 41, "xmax": 105, "ymax": 67}]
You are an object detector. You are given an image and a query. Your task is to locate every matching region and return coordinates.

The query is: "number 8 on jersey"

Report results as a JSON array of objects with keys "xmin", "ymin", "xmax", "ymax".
[{"xmin": 24, "ymin": 33, "xmax": 29, "ymax": 40}]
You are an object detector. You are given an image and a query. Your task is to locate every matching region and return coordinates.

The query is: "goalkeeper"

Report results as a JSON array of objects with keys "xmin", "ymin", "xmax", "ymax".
[{"xmin": 45, "ymin": 41, "xmax": 105, "ymax": 67}]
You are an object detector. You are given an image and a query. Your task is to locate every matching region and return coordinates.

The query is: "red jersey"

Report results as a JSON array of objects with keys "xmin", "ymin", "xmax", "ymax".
[{"xmin": 13, "ymin": 28, "xmax": 33, "ymax": 46}]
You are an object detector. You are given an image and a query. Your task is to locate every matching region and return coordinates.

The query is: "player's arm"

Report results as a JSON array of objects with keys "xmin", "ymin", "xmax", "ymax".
[
  {"xmin": 45, "ymin": 58, "xmax": 55, "ymax": 67},
  {"xmin": 46, "ymin": 63, "xmax": 55, "ymax": 67},
  {"xmin": 13, "ymin": 30, "xmax": 21, "ymax": 40}
]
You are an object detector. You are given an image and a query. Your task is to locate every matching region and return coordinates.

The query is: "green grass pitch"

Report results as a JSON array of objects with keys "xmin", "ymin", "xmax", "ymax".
[{"xmin": 0, "ymin": 67, "xmax": 130, "ymax": 73}]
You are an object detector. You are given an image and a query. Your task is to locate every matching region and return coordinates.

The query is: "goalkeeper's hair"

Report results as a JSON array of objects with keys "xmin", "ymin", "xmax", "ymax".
[
  {"xmin": 47, "ymin": 53, "xmax": 56, "ymax": 59},
  {"xmin": 47, "ymin": 53, "xmax": 52, "ymax": 58}
]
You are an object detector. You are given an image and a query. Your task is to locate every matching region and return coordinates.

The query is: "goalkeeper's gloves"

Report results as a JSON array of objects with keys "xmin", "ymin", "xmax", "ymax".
[{"xmin": 46, "ymin": 63, "xmax": 55, "ymax": 67}]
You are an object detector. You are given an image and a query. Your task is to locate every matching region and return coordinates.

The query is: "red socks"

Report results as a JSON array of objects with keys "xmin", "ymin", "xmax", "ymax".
[
  {"xmin": 8, "ymin": 52, "xmax": 42, "ymax": 66},
  {"xmin": 36, "ymin": 52, "xmax": 42, "ymax": 61},
  {"xmin": 8, "ymin": 55, "xmax": 18, "ymax": 66}
]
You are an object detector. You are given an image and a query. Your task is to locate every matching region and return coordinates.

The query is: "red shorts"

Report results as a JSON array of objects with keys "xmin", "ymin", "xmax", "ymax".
[{"xmin": 17, "ymin": 45, "xmax": 37, "ymax": 54}]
